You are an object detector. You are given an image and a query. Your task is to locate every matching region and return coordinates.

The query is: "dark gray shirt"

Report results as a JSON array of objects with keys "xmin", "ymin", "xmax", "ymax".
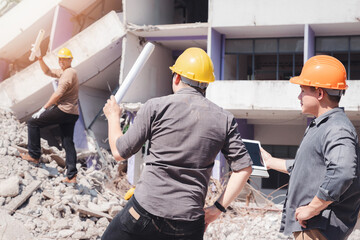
[
  {"xmin": 281, "ymin": 108, "xmax": 360, "ymax": 240},
  {"xmin": 116, "ymin": 87, "xmax": 252, "ymax": 220}
]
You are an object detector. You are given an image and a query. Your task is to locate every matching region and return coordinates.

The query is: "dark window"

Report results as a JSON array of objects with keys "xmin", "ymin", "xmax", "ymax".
[
  {"xmin": 261, "ymin": 145, "xmax": 298, "ymax": 189},
  {"xmin": 316, "ymin": 36, "xmax": 360, "ymax": 80},
  {"xmin": 224, "ymin": 38, "xmax": 303, "ymax": 80}
]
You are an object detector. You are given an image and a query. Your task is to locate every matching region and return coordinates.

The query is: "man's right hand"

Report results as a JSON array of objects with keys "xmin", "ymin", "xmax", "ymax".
[
  {"xmin": 32, "ymin": 107, "xmax": 46, "ymax": 119},
  {"xmin": 103, "ymin": 95, "xmax": 123, "ymax": 121}
]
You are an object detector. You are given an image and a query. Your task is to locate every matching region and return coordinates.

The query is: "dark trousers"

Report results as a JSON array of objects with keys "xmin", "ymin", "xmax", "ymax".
[
  {"xmin": 27, "ymin": 106, "xmax": 79, "ymax": 179},
  {"xmin": 102, "ymin": 196, "xmax": 205, "ymax": 240}
]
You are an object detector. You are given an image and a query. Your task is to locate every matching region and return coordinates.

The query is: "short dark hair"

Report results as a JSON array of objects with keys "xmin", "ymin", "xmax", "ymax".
[{"xmin": 309, "ymin": 86, "xmax": 341, "ymax": 103}]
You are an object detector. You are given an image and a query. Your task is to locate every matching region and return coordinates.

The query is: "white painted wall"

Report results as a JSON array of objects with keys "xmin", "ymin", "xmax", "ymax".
[
  {"xmin": 120, "ymin": 33, "xmax": 173, "ymax": 103},
  {"xmin": 206, "ymin": 80, "xmax": 360, "ymax": 120},
  {"xmin": 125, "ymin": 0, "xmax": 174, "ymax": 25},
  {"xmin": 211, "ymin": 0, "xmax": 360, "ymax": 27},
  {"xmin": 255, "ymin": 124, "xmax": 307, "ymax": 146}
]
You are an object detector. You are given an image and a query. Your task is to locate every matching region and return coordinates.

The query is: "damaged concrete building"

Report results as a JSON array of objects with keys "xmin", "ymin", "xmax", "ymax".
[{"xmin": 1, "ymin": 0, "xmax": 360, "ymax": 214}]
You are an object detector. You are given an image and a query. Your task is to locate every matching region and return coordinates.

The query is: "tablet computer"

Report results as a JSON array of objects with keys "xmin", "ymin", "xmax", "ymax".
[{"xmin": 242, "ymin": 139, "xmax": 269, "ymax": 178}]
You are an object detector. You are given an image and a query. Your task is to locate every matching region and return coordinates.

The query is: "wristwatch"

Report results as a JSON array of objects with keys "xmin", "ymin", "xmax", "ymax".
[{"xmin": 214, "ymin": 201, "xmax": 227, "ymax": 213}]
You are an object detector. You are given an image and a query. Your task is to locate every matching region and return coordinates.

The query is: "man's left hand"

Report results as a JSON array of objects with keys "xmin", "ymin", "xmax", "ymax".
[
  {"xmin": 295, "ymin": 205, "xmax": 320, "ymax": 228},
  {"xmin": 204, "ymin": 205, "xmax": 222, "ymax": 232}
]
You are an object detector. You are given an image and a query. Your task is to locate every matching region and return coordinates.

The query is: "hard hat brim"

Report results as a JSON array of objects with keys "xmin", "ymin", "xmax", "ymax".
[{"xmin": 290, "ymin": 76, "xmax": 348, "ymax": 90}]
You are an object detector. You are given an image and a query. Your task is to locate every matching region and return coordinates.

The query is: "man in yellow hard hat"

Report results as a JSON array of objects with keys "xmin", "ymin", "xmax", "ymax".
[
  {"xmin": 101, "ymin": 47, "xmax": 253, "ymax": 240},
  {"xmin": 261, "ymin": 55, "xmax": 360, "ymax": 240},
  {"xmin": 20, "ymin": 47, "xmax": 79, "ymax": 184}
]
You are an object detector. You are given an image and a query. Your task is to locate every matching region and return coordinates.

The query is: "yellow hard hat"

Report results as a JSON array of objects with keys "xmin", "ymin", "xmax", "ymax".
[
  {"xmin": 58, "ymin": 47, "xmax": 73, "ymax": 59},
  {"xmin": 169, "ymin": 47, "xmax": 215, "ymax": 83}
]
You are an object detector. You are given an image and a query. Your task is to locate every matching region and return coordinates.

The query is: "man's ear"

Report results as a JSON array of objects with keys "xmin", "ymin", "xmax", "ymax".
[
  {"xmin": 318, "ymin": 88, "xmax": 324, "ymax": 100},
  {"xmin": 174, "ymin": 74, "xmax": 181, "ymax": 85}
]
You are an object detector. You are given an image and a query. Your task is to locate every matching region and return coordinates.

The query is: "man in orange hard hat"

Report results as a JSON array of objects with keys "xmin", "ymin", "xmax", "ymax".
[
  {"xmin": 261, "ymin": 55, "xmax": 360, "ymax": 240},
  {"xmin": 21, "ymin": 48, "xmax": 79, "ymax": 184},
  {"xmin": 101, "ymin": 47, "xmax": 253, "ymax": 240}
]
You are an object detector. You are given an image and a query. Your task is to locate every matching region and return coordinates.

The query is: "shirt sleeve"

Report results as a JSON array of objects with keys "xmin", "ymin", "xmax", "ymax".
[
  {"xmin": 55, "ymin": 69, "xmax": 73, "ymax": 96},
  {"xmin": 221, "ymin": 117, "xmax": 253, "ymax": 171},
  {"xmin": 48, "ymin": 69, "xmax": 63, "ymax": 78},
  {"xmin": 286, "ymin": 159, "xmax": 295, "ymax": 173},
  {"xmin": 316, "ymin": 125, "xmax": 358, "ymax": 202},
  {"xmin": 116, "ymin": 100, "xmax": 153, "ymax": 159}
]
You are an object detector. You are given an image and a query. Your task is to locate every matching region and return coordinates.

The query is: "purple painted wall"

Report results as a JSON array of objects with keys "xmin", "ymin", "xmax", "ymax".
[
  {"xmin": 210, "ymin": 28, "xmax": 223, "ymax": 80},
  {"xmin": 49, "ymin": 5, "xmax": 74, "ymax": 51},
  {"xmin": 236, "ymin": 118, "xmax": 254, "ymax": 140},
  {"xmin": 304, "ymin": 24, "xmax": 315, "ymax": 62}
]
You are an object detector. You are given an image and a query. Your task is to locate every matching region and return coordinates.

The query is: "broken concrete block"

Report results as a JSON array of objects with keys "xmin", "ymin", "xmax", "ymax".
[
  {"xmin": 0, "ymin": 217, "xmax": 30, "ymax": 240},
  {"xmin": 7, "ymin": 146, "xmax": 18, "ymax": 156},
  {"xmin": 109, "ymin": 205, "xmax": 123, "ymax": 217},
  {"xmin": 0, "ymin": 147, "xmax": 7, "ymax": 155},
  {"xmin": 88, "ymin": 202, "xmax": 111, "ymax": 213},
  {"xmin": 57, "ymin": 229, "xmax": 74, "ymax": 238},
  {"xmin": 0, "ymin": 176, "xmax": 20, "ymax": 197},
  {"xmin": 72, "ymin": 231, "xmax": 86, "ymax": 239},
  {"xmin": 50, "ymin": 154, "xmax": 66, "ymax": 168},
  {"xmin": 96, "ymin": 217, "xmax": 110, "ymax": 228},
  {"xmin": 53, "ymin": 218, "xmax": 69, "ymax": 230}
]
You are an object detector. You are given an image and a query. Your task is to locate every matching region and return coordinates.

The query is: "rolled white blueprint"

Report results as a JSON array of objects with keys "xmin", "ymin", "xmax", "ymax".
[
  {"xmin": 114, "ymin": 42, "xmax": 155, "ymax": 103},
  {"xmin": 29, "ymin": 29, "xmax": 45, "ymax": 61}
]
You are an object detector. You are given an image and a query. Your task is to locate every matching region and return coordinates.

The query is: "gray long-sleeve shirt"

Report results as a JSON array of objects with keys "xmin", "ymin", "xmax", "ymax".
[
  {"xmin": 116, "ymin": 87, "xmax": 252, "ymax": 220},
  {"xmin": 281, "ymin": 108, "xmax": 360, "ymax": 240}
]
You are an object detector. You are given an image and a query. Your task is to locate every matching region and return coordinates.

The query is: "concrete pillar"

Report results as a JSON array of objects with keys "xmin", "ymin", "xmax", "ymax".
[
  {"xmin": 126, "ymin": 111, "xmax": 145, "ymax": 185},
  {"xmin": 236, "ymin": 118, "xmax": 254, "ymax": 140},
  {"xmin": 212, "ymin": 118, "xmax": 254, "ymax": 181},
  {"xmin": 208, "ymin": 28, "xmax": 224, "ymax": 80},
  {"xmin": 49, "ymin": 5, "xmax": 74, "ymax": 51},
  {"xmin": 0, "ymin": 59, "xmax": 8, "ymax": 82},
  {"xmin": 212, "ymin": 152, "xmax": 228, "ymax": 182},
  {"xmin": 304, "ymin": 24, "xmax": 315, "ymax": 62},
  {"xmin": 74, "ymin": 110, "xmax": 88, "ymax": 150},
  {"xmin": 307, "ymin": 117, "xmax": 315, "ymax": 126}
]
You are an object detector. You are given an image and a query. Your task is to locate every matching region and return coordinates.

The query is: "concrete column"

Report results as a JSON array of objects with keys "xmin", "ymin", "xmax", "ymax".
[
  {"xmin": 126, "ymin": 111, "xmax": 145, "ymax": 185},
  {"xmin": 49, "ymin": 5, "xmax": 74, "ymax": 51},
  {"xmin": 74, "ymin": 111, "xmax": 88, "ymax": 150},
  {"xmin": 212, "ymin": 152, "xmax": 228, "ymax": 181},
  {"xmin": 307, "ymin": 117, "xmax": 315, "ymax": 126},
  {"xmin": 236, "ymin": 118, "xmax": 254, "ymax": 140},
  {"xmin": 212, "ymin": 118, "xmax": 254, "ymax": 181},
  {"xmin": 0, "ymin": 59, "xmax": 8, "ymax": 82},
  {"xmin": 304, "ymin": 24, "xmax": 315, "ymax": 62},
  {"xmin": 208, "ymin": 28, "xmax": 224, "ymax": 80}
]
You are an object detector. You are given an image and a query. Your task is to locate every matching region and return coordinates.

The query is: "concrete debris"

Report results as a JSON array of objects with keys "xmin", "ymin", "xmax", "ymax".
[
  {"xmin": 0, "ymin": 209, "xmax": 32, "ymax": 240},
  {"xmin": 5, "ymin": 180, "xmax": 41, "ymax": 214},
  {"xmin": 0, "ymin": 176, "xmax": 20, "ymax": 197},
  {"xmin": 0, "ymin": 108, "xmax": 126, "ymax": 239}
]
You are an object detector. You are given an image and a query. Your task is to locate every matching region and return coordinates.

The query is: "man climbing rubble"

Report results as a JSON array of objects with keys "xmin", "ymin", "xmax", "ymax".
[
  {"xmin": 20, "ymin": 47, "xmax": 79, "ymax": 184},
  {"xmin": 261, "ymin": 55, "xmax": 360, "ymax": 240},
  {"xmin": 101, "ymin": 47, "xmax": 253, "ymax": 240}
]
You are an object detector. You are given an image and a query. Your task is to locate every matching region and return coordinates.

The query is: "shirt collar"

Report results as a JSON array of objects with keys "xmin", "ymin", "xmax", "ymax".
[
  {"xmin": 313, "ymin": 107, "xmax": 344, "ymax": 127},
  {"xmin": 175, "ymin": 87, "xmax": 204, "ymax": 96}
]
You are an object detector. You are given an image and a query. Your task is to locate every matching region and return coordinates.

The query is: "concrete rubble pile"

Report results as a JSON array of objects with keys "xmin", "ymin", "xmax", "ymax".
[
  {"xmin": 1, "ymin": 107, "xmax": 360, "ymax": 240},
  {"xmin": 0, "ymin": 108, "xmax": 130, "ymax": 240}
]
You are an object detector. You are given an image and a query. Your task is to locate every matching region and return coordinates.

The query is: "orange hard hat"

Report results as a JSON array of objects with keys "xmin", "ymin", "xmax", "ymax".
[{"xmin": 290, "ymin": 55, "xmax": 347, "ymax": 90}]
